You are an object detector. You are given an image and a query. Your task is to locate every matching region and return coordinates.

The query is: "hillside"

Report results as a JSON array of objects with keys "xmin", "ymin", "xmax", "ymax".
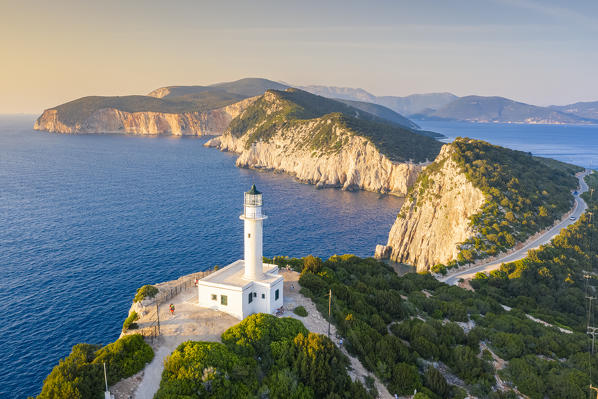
[
  {"xmin": 414, "ymin": 95, "xmax": 595, "ymax": 124},
  {"xmin": 209, "ymin": 77, "xmax": 290, "ymax": 97},
  {"xmin": 382, "ymin": 138, "xmax": 580, "ymax": 271},
  {"xmin": 376, "ymin": 92, "xmax": 458, "ymax": 116},
  {"xmin": 148, "ymin": 78, "xmax": 289, "ymax": 100},
  {"xmin": 295, "ymin": 222, "xmax": 598, "ymax": 399},
  {"xmin": 299, "ymin": 84, "xmax": 457, "ymax": 115},
  {"xmin": 550, "ymin": 100, "xmax": 598, "ymax": 120},
  {"xmin": 207, "ymin": 88, "xmax": 443, "ymax": 195},
  {"xmin": 335, "ymin": 98, "xmax": 421, "ymax": 130}
]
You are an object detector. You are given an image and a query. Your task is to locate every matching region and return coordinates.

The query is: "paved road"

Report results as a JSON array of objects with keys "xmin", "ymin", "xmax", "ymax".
[{"xmin": 440, "ymin": 170, "xmax": 592, "ymax": 285}]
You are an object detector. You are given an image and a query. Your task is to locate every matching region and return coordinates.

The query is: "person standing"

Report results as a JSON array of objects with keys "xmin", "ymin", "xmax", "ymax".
[{"xmin": 169, "ymin": 303, "xmax": 175, "ymax": 316}]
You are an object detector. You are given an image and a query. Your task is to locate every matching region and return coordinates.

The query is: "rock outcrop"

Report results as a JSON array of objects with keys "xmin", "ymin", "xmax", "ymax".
[
  {"xmin": 383, "ymin": 144, "xmax": 486, "ymax": 271},
  {"xmin": 206, "ymin": 118, "xmax": 423, "ymax": 195},
  {"xmin": 34, "ymin": 97, "xmax": 257, "ymax": 135}
]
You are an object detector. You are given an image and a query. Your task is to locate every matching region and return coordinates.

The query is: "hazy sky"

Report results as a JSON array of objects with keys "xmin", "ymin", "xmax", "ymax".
[{"xmin": 1, "ymin": 0, "xmax": 597, "ymax": 114}]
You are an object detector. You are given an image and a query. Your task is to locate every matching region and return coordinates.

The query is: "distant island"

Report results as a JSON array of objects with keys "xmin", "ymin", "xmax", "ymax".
[
  {"xmin": 33, "ymin": 78, "xmax": 598, "ymax": 138},
  {"xmin": 33, "ymin": 78, "xmax": 430, "ymax": 136},
  {"xmin": 298, "ymin": 85, "xmax": 598, "ymax": 124}
]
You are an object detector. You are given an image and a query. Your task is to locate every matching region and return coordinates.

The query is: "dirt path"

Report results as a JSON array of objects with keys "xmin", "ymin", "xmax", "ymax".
[
  {"xmin": 281, "ymin": 270, "xmax": 393, "ymax": 399},
  {"xmin": 113, "ymin": 288, "xmax": 238, "ymax": 399}
]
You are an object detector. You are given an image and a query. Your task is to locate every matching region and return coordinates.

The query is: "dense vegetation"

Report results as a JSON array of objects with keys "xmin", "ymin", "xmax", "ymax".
[
  {"xmin": 472, "ymin": 172, "xmax": 597, "ymax": 329},
  {"xmin": 428, "ymin": 138, "xmax": 581, "ymax": 271},
  {"xmin": 35, "ymin": 334, "xmax": 153, "ymax": 399},
  {"xmin": 228, "ymin": 88, "xmax": 443, "ymax": 163},
  {"xmin": 465, "ymin": 173, "xmax": 598, "ymax": 398},
  {"xmin": 293, "ymin": 200, "xmax": 598, "ymax": 399},
  {"xmin": 155, "ymin": 314, "xmax": 372, "ymax": 399}
]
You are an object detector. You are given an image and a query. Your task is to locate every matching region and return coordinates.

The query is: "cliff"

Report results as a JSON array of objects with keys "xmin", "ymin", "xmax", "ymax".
[
  {"xmin": 380, "ymin": 138, "xmax": 579, "ymax": 272},
  {"xmin": 205, "ymin": 89, "xmax": 443, "ymax": 194},
  {"xmin": 207, "ymin": 123, "xmax": 423, "ymax": 194},
  {"xmin": 383, "ymin": 144, "xmax": 485, "ymax": 271},
  {"xmin": 34, "ymin": 96, "xmax": 257, "ymax": 135}
]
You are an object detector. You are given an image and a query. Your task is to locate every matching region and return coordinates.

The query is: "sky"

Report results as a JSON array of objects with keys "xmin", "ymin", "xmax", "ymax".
[{"xmin": 1, "ymin": 0, "xmax": 597, "ymax": 114}]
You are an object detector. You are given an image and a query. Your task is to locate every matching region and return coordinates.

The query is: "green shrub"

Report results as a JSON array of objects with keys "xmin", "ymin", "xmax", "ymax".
[
  {"xmin": 122, "ymin": 311, "xmax": 139, "ymax": 332},
  {"xmin": 293, "ymin": 305, "xmax": 308, "ymax": 317},
  {"xmin": 38, "ymin": 334, "xmax": 153, "ymax": 399},
  {"xmin": 133, "ymin": 285, "xmax": 158, "ymax": 303},
  {"xmin": 92, "ymin": 334, "xmax": 154, "ymax": 384},
  {"xmin": 155, "ymin": 341, "xmax": 256, "ymax": 398},
  {"xmin": 155, "ymin": 314, "xmax": 372, "ymax": 399}
]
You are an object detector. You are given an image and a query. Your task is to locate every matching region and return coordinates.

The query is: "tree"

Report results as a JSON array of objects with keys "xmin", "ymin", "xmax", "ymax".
[
  {"xmin": 424, "ymin": 367, "xmax": 449, "ymax": 398},
  {"xmin": 389, "ymin": 362, "xmax": 422, "ymax": 395},
  {"xmin": 302, "ymin": 255, "xmax": 323, "ymax": 275}
]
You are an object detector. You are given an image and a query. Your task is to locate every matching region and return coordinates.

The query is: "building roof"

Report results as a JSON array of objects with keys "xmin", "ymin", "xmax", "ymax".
[
  {"xmin": 246, "ymin": 184, "xmax": 261, "ymax": 195},
  {"xmin": 199, "ymin": 260, "xmax": 280, "ymax": 289}
]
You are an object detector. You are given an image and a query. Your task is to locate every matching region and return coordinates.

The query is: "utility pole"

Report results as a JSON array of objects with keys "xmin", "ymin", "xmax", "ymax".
[
  {"xmin": 156, "ymin": 301, "xmax": 161, "ymax": 336},
  {"xmin": 103, "ymin": 362, "xmax": 108, "ymax": 392},
  {"xmin": 328, "ymin": 289, "xmax": 332, "ymax": 339}
]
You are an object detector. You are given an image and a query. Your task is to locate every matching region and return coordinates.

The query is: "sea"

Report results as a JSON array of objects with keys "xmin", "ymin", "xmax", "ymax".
[{"xmin": 1, "ymin": 115, "xmax": 597, "ymax": 398}]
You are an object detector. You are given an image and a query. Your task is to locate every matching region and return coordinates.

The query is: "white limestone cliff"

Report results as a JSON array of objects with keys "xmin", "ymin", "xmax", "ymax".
[
  {"xmin": 34, "ymin": 97, "xmax": 257, "ymax": 135},
  {"xmin": 205, "ymin": 117, "xmax": 424, "ymax": 195},
  {"xmin": 383, "ymin": 144, "xmax": 486, "ymax": 271}
]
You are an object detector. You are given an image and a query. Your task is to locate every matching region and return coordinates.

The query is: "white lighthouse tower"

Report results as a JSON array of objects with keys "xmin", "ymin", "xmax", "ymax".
[
  {"xmin": 196, "ymin": 184, "xmax": 284, "ymax": 320},
  {"xmin": 240, "ymin": 185, "xmax": 267, "ymax": 280}
]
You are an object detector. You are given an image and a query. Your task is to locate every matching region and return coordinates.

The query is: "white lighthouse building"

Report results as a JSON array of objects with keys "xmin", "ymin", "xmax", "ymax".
[{"xmin": 197, "ymin": 185, "xmax": 284, "ymax": 319}]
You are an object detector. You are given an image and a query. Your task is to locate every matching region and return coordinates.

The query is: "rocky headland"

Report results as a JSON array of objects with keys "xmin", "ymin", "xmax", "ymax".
[
  {"xmin": 34, "ymin": 96, "xmax": 257, "ymax": 135},
  {"xmin": 377, "ymin": 138, "xmax": 581, "ymax": 272},
  {"xmin": 205, "ymin": 89, "xmax": 442, "ymax": 195}
]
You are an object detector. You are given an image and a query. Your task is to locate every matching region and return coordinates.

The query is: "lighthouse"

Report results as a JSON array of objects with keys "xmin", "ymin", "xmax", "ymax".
[
  {"xmin": 196, "ymin": 184, "xmax": 284, "ymax": 320},
  {"xmin": 240, "ymin": 184, "xmax": 267, "ymax": 280}
]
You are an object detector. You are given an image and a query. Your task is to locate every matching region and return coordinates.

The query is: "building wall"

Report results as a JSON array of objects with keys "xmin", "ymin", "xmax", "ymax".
[
  {"xmin": 197, "ymin": 283, "xmax": 244, "ymax": 319},
  {"xmin": 268, "ymin": 279, "xmax": 284, "ymax": 313},
  {"xmin": 197, "ymin": 276, "xmax": 284, "ymax": 320}
]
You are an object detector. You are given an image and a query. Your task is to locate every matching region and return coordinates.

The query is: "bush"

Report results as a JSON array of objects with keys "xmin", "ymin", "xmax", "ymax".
[
  {"xmin": 92, "ymin": 334, "xmax": 154, "ymax": 384},
  {"xmin": 155, "ymin": 314, "xmax": 372, "ymax": 399},
  {"xmin": 133, "ymin": 285, "xmax": 158, "ymax": 303},
  {"xmin": 122, "ymin": 311, "xmax": 139, "ymax": 332},
  {"xmin": 155, "ymin": 341, "xmax": 256, "ymax": 398},
  {"xmin": 37, "ymin": 334, "xmax": 153, "ymax": 399},
  {"xmin": 293, "ymin": 306, "xmax": 308, "ymax": 317}
]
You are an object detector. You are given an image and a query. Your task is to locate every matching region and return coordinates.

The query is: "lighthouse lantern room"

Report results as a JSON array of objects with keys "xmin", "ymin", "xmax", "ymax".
[{"xmin": 196, "ymin": 185, "xmax": 284, "ymax": 320}]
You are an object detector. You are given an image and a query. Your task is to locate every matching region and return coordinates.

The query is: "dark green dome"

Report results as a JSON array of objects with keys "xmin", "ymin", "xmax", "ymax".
[{"xmin": 246, "ymin": 184, "xmax": 261, "ymax": 195}]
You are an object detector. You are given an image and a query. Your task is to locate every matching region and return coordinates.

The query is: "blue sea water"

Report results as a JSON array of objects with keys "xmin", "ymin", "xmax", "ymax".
[
  {"xmin": 418, "ymin": 120, "xmax": 598, "ymax": 169},
  {"xmin": 1, "ymin": 115, "xmax": 597, "ymax": 397}
]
